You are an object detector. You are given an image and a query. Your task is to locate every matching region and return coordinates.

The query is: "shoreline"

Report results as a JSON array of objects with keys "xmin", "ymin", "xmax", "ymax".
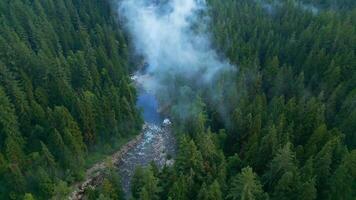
[{"xmin": 68, "ymin": 125, "xmax": 147, "ymax": 200}]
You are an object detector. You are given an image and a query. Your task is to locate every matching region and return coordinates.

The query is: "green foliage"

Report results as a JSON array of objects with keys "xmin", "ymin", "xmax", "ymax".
[
  {"xmin": 228, "ymin": 167, "xmax": 267, "ymax": 200},
  {"xmin": 51, "ymin": 181, "xmax": 71, "ymax": 200},
  {"xmin": 329, "ymin": 150, "xmax": 356, "ymax": 200},
  {"xmin": 23, "ymin": 193, "xmax": 35, "ymax": 200},
  {"xmin": 132, "ymin": 0, "xmax": 355, "ymax": 199},
  {"xmin": 1, "ymin": 0, "xmax": 355, "ymax": 199},
  {"xmin": 0, "ymin": 0, "xmax": 141, "ymax": 199},
  {"xmin": 84, "ymin": 169, "xmax": 124, "ymax": 200},
  {"xmin": 131, "ymin": 166, "xmax": 160, "ymax": 200}
]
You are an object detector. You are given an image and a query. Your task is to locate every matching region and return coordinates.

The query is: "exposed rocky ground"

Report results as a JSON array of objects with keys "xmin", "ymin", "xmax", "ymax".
[
  {"xmin": 68, "ymin": 132, "xmax": 144, "ymax": 200},
  {"xmin": 117, "ymin": 122, "xmax": 176, "ymax": 196},
  {"xmin": 68, "ymin": 121, "xmax": 176, "ymax": 200},
  {"xmin": 69, "ymin": 71, "xmax": 176, "ymax": 200}
]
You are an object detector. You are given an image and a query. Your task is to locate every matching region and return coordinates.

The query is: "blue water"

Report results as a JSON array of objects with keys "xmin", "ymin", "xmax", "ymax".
[
  {"xmin": 136, "ymin": 88, "xmax": 162, "ymax": 125},
  {"xmin": 119, "ymin": 75, "xmax": 176, "ymax": 198}
]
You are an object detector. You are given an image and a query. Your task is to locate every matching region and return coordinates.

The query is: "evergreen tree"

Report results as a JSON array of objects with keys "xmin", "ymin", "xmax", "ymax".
[
  {"xmin": 0, "ymin": 0, "xmax": 141, "ymax": 198},
  {"xmin": 23, "ymin": 193, "xmax": 35, "ymax": 200},
  {"xmin": 228, "ymin": 167, "xmax": 267, "ymax": 200}
]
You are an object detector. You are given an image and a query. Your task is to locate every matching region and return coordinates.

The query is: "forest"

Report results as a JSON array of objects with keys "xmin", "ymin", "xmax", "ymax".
[
  {"xmin": 0, "ymin": 0, "xmax": 355, "ymax": 200},
  {"xmin": 0, "ymin": 0, "xmax": 142, "ymax": 199},
  {"xmin": 121, "ymin": 0, "xmax": 356, "ymax": 200}
]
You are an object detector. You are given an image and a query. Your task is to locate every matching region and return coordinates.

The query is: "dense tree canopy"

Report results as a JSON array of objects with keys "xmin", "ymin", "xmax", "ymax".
[
  {"xmin": 0, "ymin": 0, "xmax": 355, "ymax": 199},
  {"xmin": 127, "ymin": 0, "xmax": 355, "ymax": 200},
  {"xmin": 0, "ymin": 0, "xmax": 141, "ymax": 199}
]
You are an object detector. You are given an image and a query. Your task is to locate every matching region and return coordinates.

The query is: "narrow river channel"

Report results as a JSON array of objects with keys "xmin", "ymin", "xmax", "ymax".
[{"xmin": 116, "ymin": 72, "xmax": 176, "ymax": 198}]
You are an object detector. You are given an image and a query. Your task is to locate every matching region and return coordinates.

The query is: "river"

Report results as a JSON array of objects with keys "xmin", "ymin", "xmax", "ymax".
[{"xmin": 116, "ymin": 72, "xmax": 176, "ymax": 198}]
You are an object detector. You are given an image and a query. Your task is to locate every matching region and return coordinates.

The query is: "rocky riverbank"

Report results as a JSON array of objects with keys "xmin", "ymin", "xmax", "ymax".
[
  {"xmin": 68, "ymin": 121, "xmax": 176, "ymax": 200},
  {"xmin": 68, "ymin": 129, "xmax": 145, "ymax": 200},
  {"xmin": 117, "ymin": 122, "xmax": 176, "ymax": 196},
  {"xmin": 69, "ymin": 71, "xmax": 177, "ymax": 200}
]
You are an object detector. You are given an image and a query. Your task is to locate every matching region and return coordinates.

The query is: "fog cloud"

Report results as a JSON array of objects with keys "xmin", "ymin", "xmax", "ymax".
[
  {"xmin": 117, "ymin": 0, "xmax": 236, "ymax": 124},
  {"xmin": 118, "ymin": 0, "xmax": 233, "ymax": 91}
]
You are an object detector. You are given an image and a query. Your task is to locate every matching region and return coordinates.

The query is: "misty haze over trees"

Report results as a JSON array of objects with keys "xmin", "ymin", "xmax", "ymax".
[{"xmin": 0, "ymin": 0, "xmax": 355, "ymax": 200}]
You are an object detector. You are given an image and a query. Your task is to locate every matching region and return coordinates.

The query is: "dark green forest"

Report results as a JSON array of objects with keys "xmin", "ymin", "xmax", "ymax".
[
  {"xmin": 0, "ymin": 0, "xmax": 355, "ymax": 199},
  {"xmin": 0, "ymin": 0, "xmax": 141, "ymax": 199},
  {"xmin": 124, "ymin": 0, "xmax": 356, "ymax": 200}
]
